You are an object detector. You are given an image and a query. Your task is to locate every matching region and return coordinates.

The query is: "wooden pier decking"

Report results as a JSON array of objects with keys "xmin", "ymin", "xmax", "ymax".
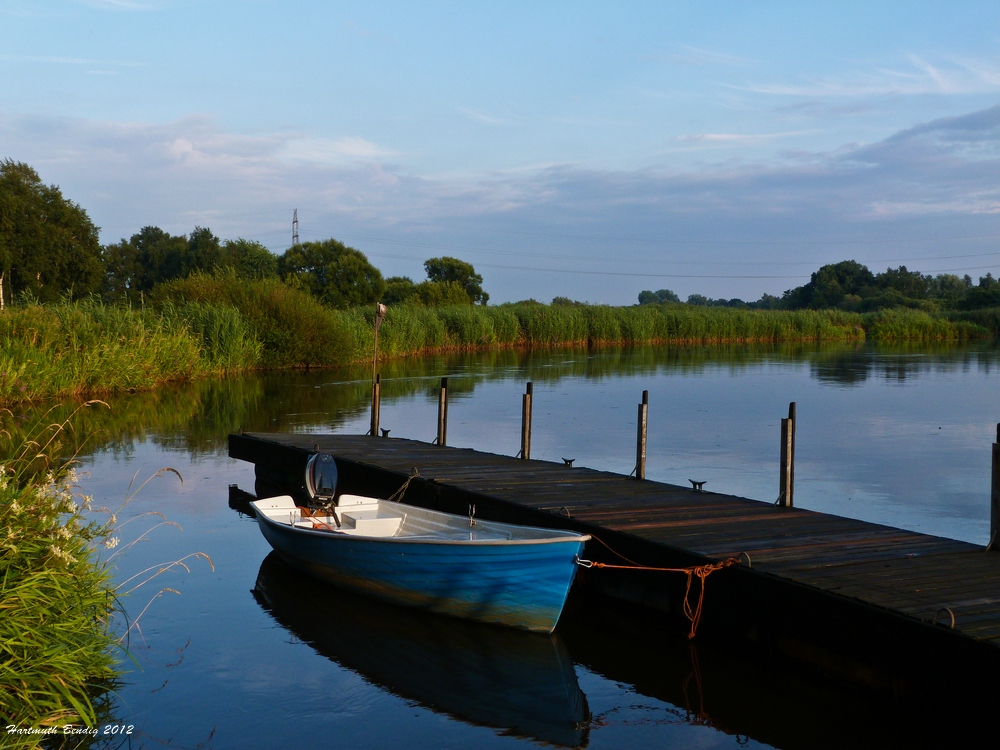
[{"xmin": 230, "ymin": 431, "xmax": 1000, "ymax": 700}]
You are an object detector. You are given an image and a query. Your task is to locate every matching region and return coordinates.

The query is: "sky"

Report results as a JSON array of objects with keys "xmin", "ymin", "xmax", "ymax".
[{"xmin": 2, "ymin": 1, "xmax": 999, "ymax": 304}]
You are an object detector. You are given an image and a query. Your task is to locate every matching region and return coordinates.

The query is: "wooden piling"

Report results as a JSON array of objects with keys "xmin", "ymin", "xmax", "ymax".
[
  {"xmin": 779, "ymin": 401, "xmax": 796, "ymax": 508},
  {"xmin": 635, "ymin": 390, "xmax": 648, "ymax": 480},
  {"xmin": 520, "ymin": 382, "xmax": 533, "ymax": 460},
  {"xmin": 991, "ymin": 424, "xmax": 1000, "ymax": 551},
  {"xmin": 437, "ymin": 377, "xmax": 449, "ymax": 447},
  {"xmin": 370, "ymin": 374, "xmax": 381, "ymax": 437}
]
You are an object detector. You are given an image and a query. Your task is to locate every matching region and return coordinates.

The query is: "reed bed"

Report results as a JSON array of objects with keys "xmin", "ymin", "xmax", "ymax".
[
  {"xmin": 0, "ymin": 300, "xmax": 207, "ymax": 405},
  {"xmin": 335, "ymin": 302, "xmax": 989, "ymax": 360}
]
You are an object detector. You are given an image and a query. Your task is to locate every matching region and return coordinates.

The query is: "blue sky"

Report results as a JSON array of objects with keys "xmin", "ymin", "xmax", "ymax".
[{"xmin": 2, "ymin": 1, "xmax": 999, "ymax": 303}]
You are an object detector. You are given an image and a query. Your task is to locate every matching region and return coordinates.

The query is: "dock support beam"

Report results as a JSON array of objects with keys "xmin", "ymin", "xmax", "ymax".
[
  {"xmin": 991, "ymin": 424, "xmax": 1000, "ymax": 551},
  {"xmin": 520, "ymin": 382, "xmax": 533, "ymax": 460},
  {"xmin": 779, "ymin": 401, "xmax": 796, "ymax": 507},
  {"xmin": 635, "ymin": 390, "xmax": 648, "ymax": 480},
  {"xmin": 370, "ymin": 374, "xmax": 381, "ymax": 437},
  {"xmin": 436, "ymin": 377, "xmax": 448, "ymax": 447}
]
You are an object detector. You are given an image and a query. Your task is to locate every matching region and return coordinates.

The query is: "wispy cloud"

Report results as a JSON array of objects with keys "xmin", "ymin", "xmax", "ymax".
[
  {"xmin": 3, "ymin": 105, "xmax": 998, "ymax": 301},
  {"xmin": 457, "ymin": 107, "xmax": 511, "ymax": 126},
  {"xmin": 735, "ymin": 55, "xmax": 1000, "ymax": 98},
  {"xmin": 0, "ymin": 54, "xmax": 146, "ymax": 66},
  {"xmin": 675, "ymin": 131, "xmax": 810, "ymax": 143},
  {"xmin": 655, "ymin": 45, "xmax": 751, "ymax": 68}
]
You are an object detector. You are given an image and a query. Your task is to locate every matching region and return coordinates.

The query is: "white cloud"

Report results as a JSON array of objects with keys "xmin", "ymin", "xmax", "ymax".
[{"xmin": 2, "ymin": 105, "xmax": 998, "ymax": 302}]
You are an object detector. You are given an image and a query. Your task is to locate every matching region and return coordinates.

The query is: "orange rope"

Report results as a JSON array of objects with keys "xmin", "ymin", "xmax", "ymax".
[{"xmin": 577, "ymin": 555, "xmax": 742, "ymax": 639}]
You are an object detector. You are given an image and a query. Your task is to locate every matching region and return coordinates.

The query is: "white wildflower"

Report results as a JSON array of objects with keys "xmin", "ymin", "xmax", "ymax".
[
  {"xmin": 50, "ymin": 546, "xmax": 77, "ymax": 564},
  {"xmin": 103, "ymin": 536, "xmax": 120, "ymax": 549},
  {"xmin": 56, "ymin": 526, "xmax": 72, "ymax": 540}
]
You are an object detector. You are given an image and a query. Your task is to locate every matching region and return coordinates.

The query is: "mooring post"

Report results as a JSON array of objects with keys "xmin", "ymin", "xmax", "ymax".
[
  {"xmin": 635, "ymin": 390, "xmax": 648, "ymax": 480},
  {"xmin": 991, "ymin": 423, "xmax": 1000, "ymax": 551},
  {"xmin": 370, "ymin": 373, "xmax": 381, "ymax": 437},
  {"xmin": 437, "ymin": 377, "xmax": 449, "ymax": 447},
  {"xmin": 520, "ymin": 382, "xmax": 533, "ymax": 460},
  {"xmin": 788, "ymin": 401, "xmax": 796, "ymax": 506},
  {"xmin": 779, "ymin": 401, "xmax": 796, "ymax": 507}
]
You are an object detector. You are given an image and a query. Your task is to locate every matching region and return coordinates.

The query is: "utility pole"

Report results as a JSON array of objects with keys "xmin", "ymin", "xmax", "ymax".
[{"xmin": 292, "ymin": 209, "xmax": 299, "ymax": 246}]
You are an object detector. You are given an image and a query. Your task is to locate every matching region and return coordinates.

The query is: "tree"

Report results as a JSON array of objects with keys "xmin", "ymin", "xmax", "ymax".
[
  {"xmin": 638, "ymin": 288, "xmax": 679, "ymax": 305},
  {"xmin": 185, "ymin": 226, "xmax": 224, "ymax": 276},
  {"xmin": 782, "ymin": 260, "xmax": 876, "ymax": 309},
  {"xmin": 222, "ymin": 238, "xmax": 278, "ymax": 280},
  {"xmin": 415, "ymin": 280, "xmax": 471, "ymax": 306},
  {"xmin": 423, "ymin": 256, "xmax": 488, "ymax": 304},
  {"xmin": 0, "ymin": 159, "xmax": 104, "ymax": 305},
  {"xmin": 279, "ymin": 239, "xmax": 385, "ymax": 308},
  {"xmin": 382, "ymin": 276, "xmax": 418, "ymax": 305}
]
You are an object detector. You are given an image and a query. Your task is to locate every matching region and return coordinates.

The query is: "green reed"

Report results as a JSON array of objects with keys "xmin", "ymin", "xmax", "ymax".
[
  {"xmin": 154, "ymin": 272, "xmax": 354, "ymax": 368},
  {"xmin": 0, "ymin": 408, "xmax": 119, "ymax": 739}
]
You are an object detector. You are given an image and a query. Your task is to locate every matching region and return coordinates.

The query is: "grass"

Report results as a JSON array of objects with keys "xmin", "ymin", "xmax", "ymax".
[
  {"xmin": 0, "ymin": 408, "xmax": 119, "ymax": 740},
  {"xmin": 154, "ymin": 272, "xmax": 354, "ymax": 368},
  {"xmin": 335, "ymin": 302, "xmax": 990, "ymax": 360},
  {"xmin": 0, "ymin": 283, "xmax": 992, "ymax": 410}
]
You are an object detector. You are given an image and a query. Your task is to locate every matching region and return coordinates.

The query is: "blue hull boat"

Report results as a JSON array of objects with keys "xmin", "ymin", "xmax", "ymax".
[{"xmin": 250, "ymin": 493, "xmax": 590, "ymax": 633}]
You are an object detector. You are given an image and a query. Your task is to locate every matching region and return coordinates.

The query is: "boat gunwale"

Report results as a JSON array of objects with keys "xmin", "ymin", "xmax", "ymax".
[{"xmin": 250, "ymin": 500, "xmax": 592, "ymax": 547}]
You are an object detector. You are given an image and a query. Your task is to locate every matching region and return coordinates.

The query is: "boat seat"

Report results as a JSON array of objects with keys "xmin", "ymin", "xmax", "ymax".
[{"xmin": 340, "ymin": 509, "xmax": 403, "ymax": 536}]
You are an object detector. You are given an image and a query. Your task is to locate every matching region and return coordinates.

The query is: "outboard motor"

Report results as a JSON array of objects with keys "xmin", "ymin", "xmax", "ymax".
[{"xmin": 305, "ymin": 452, "xmax": 338, "ymax": 504}]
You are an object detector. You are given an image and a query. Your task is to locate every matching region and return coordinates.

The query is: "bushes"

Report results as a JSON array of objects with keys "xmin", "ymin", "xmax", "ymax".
[{"xmin": 154, "ymin": 272, "xmax": 354, "ymax": 367}]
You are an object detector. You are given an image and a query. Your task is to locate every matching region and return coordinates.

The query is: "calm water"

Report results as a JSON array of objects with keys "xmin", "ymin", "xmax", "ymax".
[{"xmin": 45, "ymin": 342, "xmax": 1000, "ymax": 748}]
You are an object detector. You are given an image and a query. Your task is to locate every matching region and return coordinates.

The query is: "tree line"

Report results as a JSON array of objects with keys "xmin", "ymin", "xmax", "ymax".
[
  {"xmin": 640, "ymin": 259, "xmax": 1000, "ymax": 312},
  {"xmin": 0, "ymin": 160, "xmax": 488, "ymax": 309}
]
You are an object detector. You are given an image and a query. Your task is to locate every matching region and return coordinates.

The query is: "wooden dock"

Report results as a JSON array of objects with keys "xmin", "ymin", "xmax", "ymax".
[{"xmin": 230, "ymin": 431, "xmax": 1000, "ymax": 701}]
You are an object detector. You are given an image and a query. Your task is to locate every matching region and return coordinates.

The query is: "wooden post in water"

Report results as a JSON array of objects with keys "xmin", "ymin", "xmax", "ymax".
[
  {"xmin": 991, "ymin": 424, "xmax": 1000, "ymax": 551},
  {"xmin": 370, "ymin": 374, "xmax": 381, "ymax": 437},
  {"xmin": 779, "ymin": 401, "xmax": 796, "ymax": 507},
  {"xmin": 520, "ymin": 382, "xmax": 533, "ymax": 460},
  {"xmin": 635, "ymin": 390, "xmax": 648, "ymax": 480},
  {"xmin": 437, "ymin": 377, "xmax": 449, "ymax": 447}
]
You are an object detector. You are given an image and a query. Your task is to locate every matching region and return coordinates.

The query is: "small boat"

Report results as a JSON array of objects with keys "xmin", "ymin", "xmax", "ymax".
[
  {"xmin": 253, "ymin": 552, "xmax": 591, "ymax": 748},
  {"xmin": 248, "ymin": 453, "xmax": 590, "ymax": 633}
]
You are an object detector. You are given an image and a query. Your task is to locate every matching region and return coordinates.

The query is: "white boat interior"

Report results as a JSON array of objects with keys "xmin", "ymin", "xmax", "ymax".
[{"xmin": 251, "ymin": 494, "xmax": 589, "ymax": 544}]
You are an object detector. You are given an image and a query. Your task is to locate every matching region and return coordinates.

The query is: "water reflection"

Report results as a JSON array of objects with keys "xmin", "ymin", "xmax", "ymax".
[
  {"xmin": 252, "ymin": 552, "xmax": 591, "ymax": 748},
  {"xmin": 6, "ymin": 342, "xmax": 996, "ymax": 463}
]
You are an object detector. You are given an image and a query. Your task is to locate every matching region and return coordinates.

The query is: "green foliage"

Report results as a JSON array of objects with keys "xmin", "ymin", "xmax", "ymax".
[
  {"xmin": 0, "ymin": 160, "xmax": 105, "ymax": 305},
  {"xmin": 0, "ymin": 299, "xmax": 208, "ymax": 404},
  {"xmin": 221, "ymin": 238, "xmax": 279, "ymax": 280},
  {"xmin": 638, "ymin": 289, "xmax": 680, "ymax": 305},
  {"xmin": 382, "ymin": 276, "xmax": 417, "ymax": 305},
  {"xmin": 0, "ymin": 414, "xmax": 118, "ymax": 732},
  {"xmin": 154, "ymin": 272, "xmax": 354, "ymax": 367},
  {"xmin": 280, "ymin": 239, "xmax": 385, "ymax": 309},
  {"xmin": 158, "ymin": 300, "xmax": 264, "ymax": 373},
  {"xmin": 423, "ymin": 256, "xmax": 488, "ymax": 304},
  {"xmin": 415, "ymin": 279, "xmax": 472, "ymax": 306}
]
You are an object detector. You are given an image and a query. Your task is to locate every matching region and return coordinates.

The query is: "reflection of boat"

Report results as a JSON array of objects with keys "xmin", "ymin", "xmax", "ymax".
[
  {"xmin": 253, "ymin": 553, "xmax": 590, "ymax": 748},
  {"xmin": 249, "ymin": 490, "xmax": 589, "ymax": 633}
]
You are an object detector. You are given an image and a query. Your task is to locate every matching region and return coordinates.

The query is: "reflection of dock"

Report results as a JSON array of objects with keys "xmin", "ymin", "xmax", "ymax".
[
  {"xmin": 253, "ymin": 552, "xmax": 590, "ymax": 748},
  {"xmin": 231, "ymin": 432, "xmax": 1000, "ymax": 703}
]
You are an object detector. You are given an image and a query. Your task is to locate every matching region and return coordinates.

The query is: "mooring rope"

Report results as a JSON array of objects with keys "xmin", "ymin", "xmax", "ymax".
[
  {"xmin": 387, "ymin": 467, "xmax": 421, "ymax": 503},
  {"xmin": 576, "ymin": 534, "xmax": 744, "ymax": 639}
]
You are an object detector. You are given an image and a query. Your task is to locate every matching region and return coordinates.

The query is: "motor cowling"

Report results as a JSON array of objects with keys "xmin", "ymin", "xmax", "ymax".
[{"xmin": 304, "ymin": 452, "xmax": 338, "ymax": 503}]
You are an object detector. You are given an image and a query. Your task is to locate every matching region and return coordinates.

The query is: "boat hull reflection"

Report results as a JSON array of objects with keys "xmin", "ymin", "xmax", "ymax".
[{"xmin": 253, "ymin": 552, "xmax": 590, "ymax": 748}]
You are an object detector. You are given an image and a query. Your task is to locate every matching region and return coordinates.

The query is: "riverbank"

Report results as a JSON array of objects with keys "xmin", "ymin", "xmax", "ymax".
[
  {"xmin": 0, "ymin": 291, "xmax": 992, "ymax": 407},
  {"xmin": 0, "ymin": 416, "xmax": 119, "ymax": 739}
]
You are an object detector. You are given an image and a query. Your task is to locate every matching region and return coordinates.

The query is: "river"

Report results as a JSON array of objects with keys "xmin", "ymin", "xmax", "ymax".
[{"xmin": 46, "ymin": 341, "xmax": 1000, "ymax": 748}]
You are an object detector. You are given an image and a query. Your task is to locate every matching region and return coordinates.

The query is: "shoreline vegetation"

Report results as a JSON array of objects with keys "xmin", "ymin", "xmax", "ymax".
[{"xmin": 0, "ymin": 275, "xmax": 995, "ymax": 407}]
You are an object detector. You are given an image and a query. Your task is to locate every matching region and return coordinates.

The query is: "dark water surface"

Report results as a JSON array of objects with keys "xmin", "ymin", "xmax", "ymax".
[{"xmin": 51, "ymin": 342, "xmax": 1000, "ymax": 748}]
